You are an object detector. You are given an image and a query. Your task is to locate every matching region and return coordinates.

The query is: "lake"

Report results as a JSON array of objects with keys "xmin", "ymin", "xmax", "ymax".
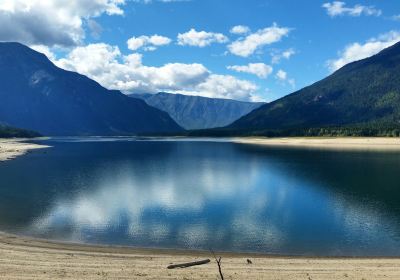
[{"xmin": 1, "ymin": 138, "xmax": 400, "ymax": 256}]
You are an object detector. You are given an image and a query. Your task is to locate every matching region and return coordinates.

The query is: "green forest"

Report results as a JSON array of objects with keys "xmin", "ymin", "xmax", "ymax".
[{"xmin": 0, "ymin": 125, "xmax": 40, "ymax": 138}]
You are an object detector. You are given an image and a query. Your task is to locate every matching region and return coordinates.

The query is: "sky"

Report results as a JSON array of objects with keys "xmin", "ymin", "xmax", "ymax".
[{"xmin": 0, "ymin": 0, "xmax": 400, "ymax": 102}]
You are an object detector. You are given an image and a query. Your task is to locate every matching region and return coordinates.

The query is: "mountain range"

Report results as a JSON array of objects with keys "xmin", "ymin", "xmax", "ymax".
[
  {"xmin": 131, "ymin": 92, "xmax": 263, "ymax": 130},
  {"xmin": 219, "ymin": 41, "xmax": 400, "ymax": 136},
  {"xmin": 2, "ymin": 41, "xmax": 400, "ymax": 138},
  {"xmin": 0, "ymin": 42, "xmax": 182, "ymax": 136}
]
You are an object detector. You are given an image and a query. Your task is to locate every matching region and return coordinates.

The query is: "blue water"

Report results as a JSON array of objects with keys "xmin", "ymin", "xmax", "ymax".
[{"xmin": 1, "ymin": 137, "xmax": 400, "ymax": 256}]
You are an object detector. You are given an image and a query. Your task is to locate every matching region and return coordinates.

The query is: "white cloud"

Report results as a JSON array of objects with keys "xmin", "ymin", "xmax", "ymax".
[
  {"xmin": 271, "ymin": 48, "xmax": 295, "ymax": 64},
  {"xmin": 275, "ymin": 69, "xmax": 295, "ymax": 88},
  {"xmin": 275, "ymin": 69, "xmax": 287, "ymax": 80},
  {"xmin": 230, "ymin": 25, "xmax": 250, "ymax": 35},
  {"xmin": 0, "ymin": 0, "xmax": 126, "ymax": 47},
  {"xmin": 227, "ymin": 63, "xmax": 273, "ymax": 79},
  {"xmin": 30, "ymin": 44, "xmax": 57, "ymax": 61},
  {"xmin": 177, "ymin": 28, "xmax": 229, "ymax": 47},
  {"xmin": 228, "ymin": 23, "xmax": 290, "ymax": 57},
  {"xmin": 181, "ymin": 74, "xmax": 260, "ymax": 101},
  {"xmin": 392, "ymin": 15, "xmax": 400, "ymax": 21},
  {"xmin": 127, "ymin": 34, "xmax": 171, "ymax": 51},
  {"xmin": 134, "ymin": 0, "xmax": 190, "ymax": 3},
  {"xmin": 50, "ymin": 43, "xmax": 260, "ymax": 101},
  {"xmin": 327, "ymin": 31, "xmax": 400, "ymax": 71},
  {"xmin": 322, "ymin": 1, "xmax": 382, "ymax": 17},
  {"xmin": 56, "ymin": 43, "xmax": 208, "ymax": 92}
]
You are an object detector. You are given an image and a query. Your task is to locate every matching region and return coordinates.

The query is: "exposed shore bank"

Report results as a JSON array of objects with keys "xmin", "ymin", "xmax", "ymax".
[
  {"xmin": 233, "ymin": 137, "xmax": 400, "ymax": 150},
  {"xmin": 0, "ymin": 232, "xmax": 400, "ymax": 280},
  {"xmin": 0, "ymin": 138, "xmax": 49, "ymax": 161}
]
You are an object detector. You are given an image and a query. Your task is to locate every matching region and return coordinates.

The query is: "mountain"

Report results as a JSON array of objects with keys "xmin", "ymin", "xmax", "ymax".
[
  {"xmin": 226, "ymin": 41, "xmax": 400, "ymax": 136},
  {"xmin": 0, "ymin": 42, "xmax": 182, "ymax": 136},
  {"xmin": 131, "ymin": 92, "xmax": 264, "ymax": 129},
  {"xmin": 0, "ymin": 124, "xmax": 40, "ymax": 138}
]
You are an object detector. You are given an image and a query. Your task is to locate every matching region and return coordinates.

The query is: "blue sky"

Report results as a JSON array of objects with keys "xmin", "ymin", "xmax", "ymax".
[{"xmin": 1, "ymin": 0, "xmax": 400, "ymax": 101}]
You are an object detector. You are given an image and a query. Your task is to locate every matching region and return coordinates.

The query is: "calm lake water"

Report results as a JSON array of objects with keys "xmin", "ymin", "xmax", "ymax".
[{"xmin": 1, "ymin": 138, "xmax": 400, "ymax": 256}]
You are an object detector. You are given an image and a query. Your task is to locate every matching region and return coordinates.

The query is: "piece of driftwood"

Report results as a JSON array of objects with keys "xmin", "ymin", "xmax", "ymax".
[
  {"xmin": 210, "ymin": 249, "xmax": 224, "ymax": 280},
  {"xmin": 215, "ymin": 256, "xmax": 224, "ymax": 280},
  {"xmin": 167, "ymin": 259, "xmax": 210, "ymax": 269}
]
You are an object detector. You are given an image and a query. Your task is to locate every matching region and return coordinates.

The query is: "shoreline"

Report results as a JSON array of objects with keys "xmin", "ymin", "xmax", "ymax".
[
  {"xmin": 233, "ymin": 136, "xmax": 400, "ymax": 150},
  {"xmin": 0, "ymin": 138, "xmax": 50, "ymax": 161},
  {"xmin": 1, "ymin": 232, "xmax": 400, "ymax": 279},
  {"xmin": 2, "ymin": 230, "xmax": 400, "ymax": 259}
]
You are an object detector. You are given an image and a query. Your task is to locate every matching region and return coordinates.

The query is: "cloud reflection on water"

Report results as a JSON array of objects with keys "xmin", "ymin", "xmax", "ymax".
[
  {"xmin": 29, "ymin": 146, "xmax": 287, "ymax": 251},
  {"xmin": 14, "ymin": 140, "xmax": 400, "ymax": 255}
]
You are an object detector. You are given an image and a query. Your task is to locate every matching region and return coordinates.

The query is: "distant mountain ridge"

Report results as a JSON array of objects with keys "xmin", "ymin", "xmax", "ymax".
[
  {"xmin": 224, "ymin": 41, "xmax": 400, "ymax": 136},
  {"xmin": 0, "ymin": 42, "xmax": 182, "ymax": 136},
  {"xmin": 131, "ymin": 92, "xmax": 264, "ymax": 129}
]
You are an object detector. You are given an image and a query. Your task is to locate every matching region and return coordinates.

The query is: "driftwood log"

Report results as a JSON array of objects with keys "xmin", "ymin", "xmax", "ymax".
[{"xmin": 167, "ymin": 259, "xmax": 210, "ymax": 269}]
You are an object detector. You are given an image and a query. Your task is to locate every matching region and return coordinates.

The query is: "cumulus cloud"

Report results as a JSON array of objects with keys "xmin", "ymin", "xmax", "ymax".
[
  {"xmin": 177, "ymin": 29, "xmax": 229, "ymax": 47},
  {"xmin": 275, "ymin": 70, "xmax": 287, "ymax": 80},
  {"xmin": 271, "ymin": 48, "xmax": 295, "ymax": 64},
  {"xmin": 230, "ymin": 25, "xmax": 250, "ymax": 35},
  {"xmin": 55, "ymin": 43, "xmax": 208, "ymax": 92},
  {"xmin": 0, "ymin": 0, "xmax": 126, "ymax": 47},
  {"xmin": 228, "ymin": 23, "xmax": 290, "ymax": 57},
  {"xmin": 227, "ymin": 63, "xmax": 273, "ymax": 79},
  {"xmin": 30, "ymin": 44, "xmax": 57, "ymax": 61},
  {"xmin": 127, "ymin": 34, "xmax": 172, "ymax": 51},
  {"xmin": 322, "ymin": 1, "xmax": 382, "ymax": 17},
  {"xmin": 49, "ymin": 43, "xmax": 260, "ymax": 101},
  {"xmin": 327, "ymin": 31, "xmax": 400, "ymax": 71},
  {"xmin": 134, "ymin": 0, "xmax": 190, "ymax": 3},
  {"xmin": 275, "ymin": 69, "xmax": 295, "ymax": 88},
  {"xmin": 181, "ymin": 74, "xmax": 260, "ymax": 101}
]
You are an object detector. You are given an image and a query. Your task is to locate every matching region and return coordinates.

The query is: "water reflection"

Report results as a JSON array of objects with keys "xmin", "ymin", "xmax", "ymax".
[
  {"xmin": 27, "ymin": 141, "xmax": 283, "ymax": 251},
  {"xmin": 0, "ymin": 139, "xmax": 400, "ymax": 255}
]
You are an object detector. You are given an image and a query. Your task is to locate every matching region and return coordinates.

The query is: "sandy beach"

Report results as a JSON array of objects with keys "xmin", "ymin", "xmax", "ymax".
[
  {"xmin": 1, "ymin": 232, "xmax": 400, "ymax": 280},
  {"xmin": 233, "ymin": 137, "xmax": 400, "ymax": 150},
  {"xmin": 1, "ymin": 137, "xmax": 400, "ymax": 279},
  {"xmin": 0, "ymin": 138, "xmax": 49, "ymax": 161}
]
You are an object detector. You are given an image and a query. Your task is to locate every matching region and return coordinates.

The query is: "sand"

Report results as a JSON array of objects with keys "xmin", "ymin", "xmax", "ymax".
[
  {"xmin": 233, "ymin": 137, "xmax": 400, "ymax": 150},
  {"xmin": 0, "ymin": 138, "xmax": 49, "ymax": 161},
  {"xmin": 1, "ymin": 137, "xmax": 400, "ymax": 279},
  {"xmin": 0, "ymin": 232, "xmax": 400, "ymax": 280}
]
